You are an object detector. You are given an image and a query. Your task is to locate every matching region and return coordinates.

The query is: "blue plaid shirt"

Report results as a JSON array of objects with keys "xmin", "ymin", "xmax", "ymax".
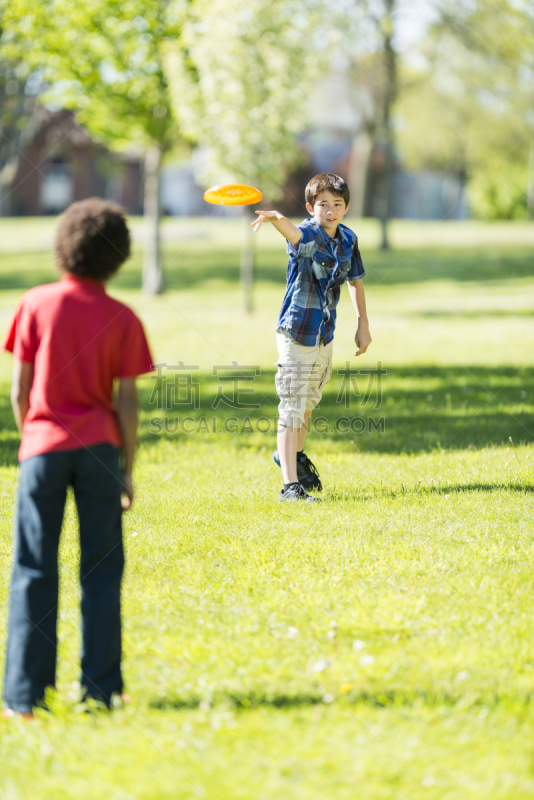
[{"xmin": 277, "ymin": 217, "xmax": 365, "ymax": 347}]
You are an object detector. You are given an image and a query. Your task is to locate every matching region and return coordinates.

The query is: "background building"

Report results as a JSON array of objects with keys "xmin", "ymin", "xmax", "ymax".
[
  {"xmin": 1, "ymin": 79, "xmax": 468, "ymax": 221},
  {"xmin": 1, "ymin": 108, "xmax": 143, "ymax": 217}
]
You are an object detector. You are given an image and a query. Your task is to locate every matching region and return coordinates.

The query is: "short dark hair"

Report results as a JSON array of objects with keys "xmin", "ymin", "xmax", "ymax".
[
  {"xmin": 305, "ymin": 173, "xmax": 350, "ymax": 208},
  {"xmin": 55, "ymin": 198, "xmax": 131, "ymax": 282}
]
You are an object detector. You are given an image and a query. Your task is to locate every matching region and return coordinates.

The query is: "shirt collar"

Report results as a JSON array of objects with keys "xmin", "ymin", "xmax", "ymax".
[
  {"xmin": 337, "ymin": 223, "xmax": 351, "ymax": 249},
  {"xmin": 62, "ymin": 273, "xmax": 107, "ymax": 292},
  {"xmin": 308, "ymin": 217, "xmax": 348, "ymax": 251}
]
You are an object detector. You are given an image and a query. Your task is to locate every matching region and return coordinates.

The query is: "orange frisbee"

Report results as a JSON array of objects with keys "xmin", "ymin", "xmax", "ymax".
[{"xmin": 204, "ymin": 183, "xmax": 263, "ymax": 206}]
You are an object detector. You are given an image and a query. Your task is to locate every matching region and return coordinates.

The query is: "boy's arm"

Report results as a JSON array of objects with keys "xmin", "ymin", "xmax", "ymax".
[
  {"xmin": 251, "ymin": 210, "xmax": 302, "ymax": 244},
  {"xmin": 348, "ymin": 280, "xmax": 372, "ymax": 356},
  {"xmin": 116, "ymin": 377, "xmax": 139, "ymax": 510},
  {"xmin": 11, "ymin": 358, "xmax": 34, "ymax": 433}
]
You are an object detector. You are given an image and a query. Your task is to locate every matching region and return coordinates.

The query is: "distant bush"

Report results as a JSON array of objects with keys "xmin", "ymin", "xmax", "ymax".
[{"xmin": 468, "ymin": 163, "xmax": 529, "ymax": 220}]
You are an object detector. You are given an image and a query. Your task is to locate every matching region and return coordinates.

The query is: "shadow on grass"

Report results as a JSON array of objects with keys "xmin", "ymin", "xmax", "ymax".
[
  {"xmin": 151, "ymin": 692, "xmax": 323, "ymax": 710},
  {"xmin": 362, "ymin": 247, "xmax": 534, "ymax": 288},
  {"xmin": 1, "ymin": 245, "xmax": 533, "ymax": 293},
  {"xmin": 107, "ymin": 246, "xmax": 534, "ymax": 292},
  {"xmin": 415, "ymin": 309, "xmax": 534, "ymax": 319},
  {"xmin": 150, "ymin": 686, "xmax": 532, "ymax": 711},
  {"xmin": 0, "ymin": 268, "xmax": 58, "ymax": 291},
  {"xmin": 325, "ymin": 482, "xmax": 534, "ymax": 503},
  {"xmin": 0, "ymin": 365, "xmax": 531, "ymax": 469},
  {"xmin": 138, "ymin": 365, "xmax": 534, "ymax": 454},
  {"xmin": 422, "ymin": 482, "xmax": 534, "ymax": 494},
  {"xmin": 0, "ymin": 393, "xmax": 19, "ymax": 467}
]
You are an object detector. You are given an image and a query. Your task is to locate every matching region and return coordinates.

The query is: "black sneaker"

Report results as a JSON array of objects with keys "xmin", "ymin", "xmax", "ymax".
[
  {"xmin": 297, "ymin": 452, "xmax": 322, "ymax": 492},
  {"xmin": 279, "ymin": 483, "xmax": 320, "ymax": 503},
  {"xmin": 273, "ymin": 450, "xmax": 323, "ymax": 492}
]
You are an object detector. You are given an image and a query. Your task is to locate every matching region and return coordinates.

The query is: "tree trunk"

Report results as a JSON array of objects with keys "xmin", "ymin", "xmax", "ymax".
[
  {"xmin": 528, "ymin": 130, "xmax": 534, "ymax": 221},
  {"xmin": 142, "ymin": 143, "xmax": 164, "ymax": 294},
  {"xmin": 377, "ymin": 0, "xmax": 397, "ymax": 250},
  {"xmin": 241, "ymin": 207, "xmax": 255, "ymax": 313},
  {"xmin": 348, "ymin": 130, "xmax": 373, "ymax": 219},
  {"xmin": 379, "ymin": 207, "xmax": 390, "ymax": 249}
]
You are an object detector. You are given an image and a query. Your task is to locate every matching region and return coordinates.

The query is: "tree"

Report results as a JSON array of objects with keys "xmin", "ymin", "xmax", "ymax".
[
  {"xmin": 396, "ymin": 0, "xmax": 534, "ymax": 220},
  {"xmin": 336, "ymin": 0, "xmax": 534, "ymax": 232},
  {"xmin": 365, "ymin": 0, "xmax": 398, "ymax": 250},
  {"xmin": 165, "ymin": 0, "xmax": 328, "ymax": 311},
  {"xmin": 437, "ymin": 0, "xmax": 534, "ymax": 220},
  {"xmin": 0, "ymin": 61, "xmax": 40, "ymax": 216},
  {"xmin": 1, "ymin": 0, "xmax": 182, "ymax": 293},
  {"xmin": 0, "ymin": 4, "xmax": 41, "ymax": 215},
  {"xmin": 332, "ymin": 0, "xmax": 407, "ymax": 249}
]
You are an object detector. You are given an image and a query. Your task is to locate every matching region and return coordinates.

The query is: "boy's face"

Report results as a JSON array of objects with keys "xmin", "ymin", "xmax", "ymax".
[{"xmin": 306, "ymin": 190, "xmax": 349, "ymax": 236}]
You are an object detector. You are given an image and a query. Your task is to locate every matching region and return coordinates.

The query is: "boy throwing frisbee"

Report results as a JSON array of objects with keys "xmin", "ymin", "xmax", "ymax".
[{"xmin": 252, "ymin": 173, "xmax": 371, "ymax": 502}]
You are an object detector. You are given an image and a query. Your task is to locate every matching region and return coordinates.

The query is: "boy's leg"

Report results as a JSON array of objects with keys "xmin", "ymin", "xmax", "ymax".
[
  {"xmin": 72, "ymin": 444, "xmax": 124, "ymax": 706},
  {"xmin": 277, "ymin": 407, "xmax": 313, "ymax": 483},
  {"xmin": 296, "ymin": 410, "xmax": 313, "ymax": 453},
  {"xmin": 277, "ymin": 424, "xmax": 299, "ymax": 484},
  {"xmin": 3, "ymin": 452, "xmax": 71, "ymax": 713},
  {"xmin": 277, "ymin": 407, "xmax": 312, "ymax": 483},
  {"xmin": 282, "ymin": 341, "xmax": 332, "ymax": 464},
  {"xmin": 275, "ymin": 330, "xmax": 319, "ymax": 484},
  {"xmin": 293, "ymin": 340, "xmax": 333, "ymax": 489}
]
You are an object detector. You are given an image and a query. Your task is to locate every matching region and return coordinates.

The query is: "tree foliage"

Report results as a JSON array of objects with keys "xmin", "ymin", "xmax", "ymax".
[
  {"xmin": 396, "ymin": 0, "xmax": 534, "ymax": 219},
  {"xmin": 1, "ymin": 0, "xmax": 179, "ymax": 152},
  {"xmin": 165, "ymin": 0, "xmax": 328, "ymax": 200},
  {"xmin": 1, "ymin": 0, "xmax": 185, "ymax": 291}
]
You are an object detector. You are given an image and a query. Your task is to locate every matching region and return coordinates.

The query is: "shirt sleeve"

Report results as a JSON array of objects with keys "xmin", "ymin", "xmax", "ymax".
[
  {"xmin": 347, "ymin": 236, "xmax": 366, "ymax": 280},
  {"xmin": 286, "ymin": 223, "xmax": 320, "ymax": 260},
  {"xmin": 2, "ymin": 297, "xmax": 39, "ymax": 362},
  {"xmin": 117, "ymin": 312, "xmax": 155, "ymax": 378}
]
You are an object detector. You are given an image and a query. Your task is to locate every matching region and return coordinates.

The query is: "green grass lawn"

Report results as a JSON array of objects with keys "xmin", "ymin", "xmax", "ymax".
[{"xmin": 0, "ymin": 217, "xmax": 533, "ymax": 799}]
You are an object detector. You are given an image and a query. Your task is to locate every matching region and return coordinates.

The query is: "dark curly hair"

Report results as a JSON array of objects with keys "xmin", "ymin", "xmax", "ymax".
[
  {"xmin": 55, "ymin": 198, "xmax": 131, "ymax": 282},
  {"xmin": 305, "ymin": 173, "xmax": 350, "ymax": 208}
]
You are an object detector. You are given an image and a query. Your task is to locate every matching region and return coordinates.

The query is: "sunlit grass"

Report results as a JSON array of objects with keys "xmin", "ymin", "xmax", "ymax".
[{"xmin": 0, "ymin": 217, "xmax": 533, "ymax": 798}]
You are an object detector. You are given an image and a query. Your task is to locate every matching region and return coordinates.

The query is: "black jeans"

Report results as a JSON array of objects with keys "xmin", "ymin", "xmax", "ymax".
[{"xmin": 3, "ymin": 444, "xmax": 124, "ymax": 712}]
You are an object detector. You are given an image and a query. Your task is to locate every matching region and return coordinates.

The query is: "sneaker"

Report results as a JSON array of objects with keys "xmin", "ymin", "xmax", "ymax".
[
  {"xmin": 273, "ymin": 450, "xmax": 323, "ymax": 492},
  {"xmin": 279, "ymin": 483, "xmax": 320, "ymax": 503},
  {"xmin": 297, "ymin": 452, "xmax": 322, "ymax": 492},
  {"xmin": 2, "ymin": 707, "xmax": 33, "ymax": 721}
]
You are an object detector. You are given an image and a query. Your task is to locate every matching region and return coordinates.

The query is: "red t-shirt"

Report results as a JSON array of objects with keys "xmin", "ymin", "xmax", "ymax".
[{"xmin": 3, "ymin": 274, "xmax": 154, "ymax": 462}]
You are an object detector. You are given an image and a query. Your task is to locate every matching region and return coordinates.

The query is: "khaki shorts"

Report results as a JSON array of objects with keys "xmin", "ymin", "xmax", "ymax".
[{"xmin": 275, "ymin": 328, "xmax": 333, "ymax": 428}]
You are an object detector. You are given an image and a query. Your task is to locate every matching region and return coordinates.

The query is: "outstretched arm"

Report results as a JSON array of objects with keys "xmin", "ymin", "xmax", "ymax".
[
  {"xmin": 348, "ymin": 279, "xmax": 372, "ymax": 356},
  {"xmin": 251, "ymin": 210, "xmax": 302, "ymax": 244}
]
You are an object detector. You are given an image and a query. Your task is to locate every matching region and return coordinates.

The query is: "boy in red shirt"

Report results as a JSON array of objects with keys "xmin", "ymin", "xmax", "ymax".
[{"xmin": 2, "ymin": 198, "xmax": 154, "ymax": 717}]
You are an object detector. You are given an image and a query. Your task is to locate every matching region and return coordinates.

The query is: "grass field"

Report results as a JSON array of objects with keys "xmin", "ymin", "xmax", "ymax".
[{"xmin": 0, "ymin": 216, "xmax": 533, "ymax": 799}]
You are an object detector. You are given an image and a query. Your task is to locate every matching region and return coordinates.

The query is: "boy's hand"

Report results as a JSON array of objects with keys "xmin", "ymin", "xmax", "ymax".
[
  {"xmin": 355, "ymin": 323, "xmax": 372, "ymax": 356},
  {"xmin": 251, "ymin": 210, "xmax": 283, "ymax": 233},
  {"xmin": 251, "ymin": 211, "xmax": 303, "ymax": 244},
  {"xmin": 121, "ymin": 473, "xmax": 134, "ymax": 511}
]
